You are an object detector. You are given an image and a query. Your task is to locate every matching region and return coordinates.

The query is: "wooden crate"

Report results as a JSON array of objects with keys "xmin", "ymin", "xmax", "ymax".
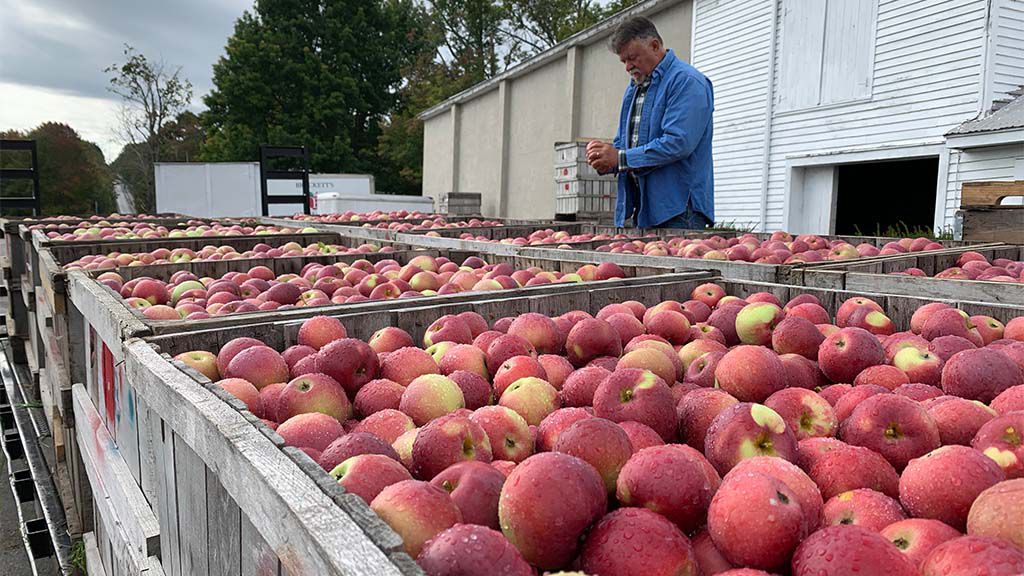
[
  {"xmin": 387, "ymin": 230, "xmax": 1000, "ymax": 284},
  {"xmin": 80, "ymin": 271, "xmax": 712, "ymax": 575},
  {"xmin": 122, "ymin": 274, "xmax": 1024, "ymax": 575},
  {"xmin": 798, "ymin": 244, "xmax": 1024, "ymax": 304},
  {"xmin": 333, "ymin": 222, "xmax": 586, "ymax": 242},
  {"xmin": 958, "ymin": 181, "xmax": 1024, "ymax": 244},
  {"xmin": 65, "ymin": 251, "xmax": 701, "ymax": 464},
  {"xmin": 32, "ymin": 231, "xmax": 404, "ymax": 427}
]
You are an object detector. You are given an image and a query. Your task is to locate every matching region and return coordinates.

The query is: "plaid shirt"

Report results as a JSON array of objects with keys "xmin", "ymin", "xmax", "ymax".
[{"xmin": 619, "ymin": 77, "xmax": 652, "ymax": 172}]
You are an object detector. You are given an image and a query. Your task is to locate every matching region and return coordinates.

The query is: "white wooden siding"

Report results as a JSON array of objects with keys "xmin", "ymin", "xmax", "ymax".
[
  {"xmin": 764, "ymin": 0, "xmax": 988, "ymax": 231},
  {"xmin": 692, "ymin": 0, "xmax": 989, "ymax": 231},
  {"xmin": 991, "ymin": 0, "xmax": 1024, "ymax": 100},
  {"xmin": 691, "ymin": 0, "xmax": 775, "ymax": 226},
  {"xmin": 944, "ymin": 144, "xmax": 1024, "ymax": 227}
]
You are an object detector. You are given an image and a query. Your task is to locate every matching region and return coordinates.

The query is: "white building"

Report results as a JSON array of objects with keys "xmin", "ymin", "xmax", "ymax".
[{"xmin": 420, "ymin": 0, "xmax": 1024, "ymax": 234}]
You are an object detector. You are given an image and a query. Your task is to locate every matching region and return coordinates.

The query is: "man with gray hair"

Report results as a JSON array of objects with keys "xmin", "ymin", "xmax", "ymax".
[{"xmin": 586, "ymin": 16, "xmax": 715, "ymax": 229}]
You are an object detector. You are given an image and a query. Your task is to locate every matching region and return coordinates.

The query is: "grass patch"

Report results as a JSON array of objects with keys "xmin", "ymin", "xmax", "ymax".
[
  {"xmin": 852, "ymin": 221, "xmax": 955, "ymax": 241},
  {"xmin": 70, "ymin": 539, "xmax": 87, "ymax": 573}
]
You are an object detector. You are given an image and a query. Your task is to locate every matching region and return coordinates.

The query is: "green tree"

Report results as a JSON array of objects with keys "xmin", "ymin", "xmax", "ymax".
[
  {"xmin": 503, "ymin": 0, "xmax": 607, "ymax": 51},
  {"xmin": 201, "ymin": 0, "xmax": 430, "ymax": 191},
  {"xmin": 106, "ymin": 45, "xmax": 194, "ymax": 212},
  {"xmin": 109, "ymin": 110, "xmax": 203, "ymax": 212},
  {"xmin": 602, "ymin": 0, "xmax": 644, "ymax": 17},
  {"xmin": 0, "ymin": 123, "xmax": 115, "ymax": 216}
]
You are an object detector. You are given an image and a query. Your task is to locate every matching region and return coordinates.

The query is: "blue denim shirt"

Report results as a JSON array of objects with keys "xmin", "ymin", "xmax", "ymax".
[{"xmin": 613, "ymin": 50, "xmax": 715, "ymax": 228}]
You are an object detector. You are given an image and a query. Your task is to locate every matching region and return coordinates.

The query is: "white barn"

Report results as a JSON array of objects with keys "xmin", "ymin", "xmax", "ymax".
[{"xmin": 420, "ymin": 0, "xmax": 1024, "ymax": 234}]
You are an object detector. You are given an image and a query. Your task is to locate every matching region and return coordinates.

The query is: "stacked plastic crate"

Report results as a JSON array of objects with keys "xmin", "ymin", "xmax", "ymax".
[
  {"xmin": 436, "ymin": 192, "xmax": 482, "ymax": 215},
  {"xmin": 554, "ymin": 141, "xmax": 617, "ymax": 221}
]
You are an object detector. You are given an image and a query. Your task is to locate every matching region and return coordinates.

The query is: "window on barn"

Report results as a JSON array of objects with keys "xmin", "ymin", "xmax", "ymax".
[{"xmin": 777, "ymin": 0, "xmax": 877, "ymax": 110}]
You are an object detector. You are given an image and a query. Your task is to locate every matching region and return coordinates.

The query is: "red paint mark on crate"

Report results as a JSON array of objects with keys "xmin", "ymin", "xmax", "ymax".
[{"xmin": 102, "ymin": 343, "xmax": 116, "ymax": 431}]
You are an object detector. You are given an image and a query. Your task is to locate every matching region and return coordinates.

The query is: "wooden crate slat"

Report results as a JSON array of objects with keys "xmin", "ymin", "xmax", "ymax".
[
  {"xmin": 72, "ymin": 384, "xmax": 161, "ymax": 567},
  {"xmin": 124, "ymin": 341, "xmax": 405, "ymax": 576},
  {"xmin": 961, "ymin": 180, "xmax": 1024, "ymax": 206}
]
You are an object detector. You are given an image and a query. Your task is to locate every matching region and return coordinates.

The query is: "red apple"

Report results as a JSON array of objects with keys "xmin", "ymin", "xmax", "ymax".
[
  {"xmin": 616, "ymin": 444, "xmax": 720, "ymax": 533},
  {"xmin": 330, "ymin": 453, "xmax": 411, "ymax": 503},
  {"xmin": 764, "ymin": 388, "xmax": 837, "ymax": 440},
  {"xmin": 416, "ymin": 524, "xmax": 532, "ymax": 576},
  {"xmin": 579, "ymin": 508, "xmax": 696, "ymax": 576},
  {"xmin": 593, "ymin": 368, "xmax": 676, "ymax": 440},
  {"xmin": 370, "ymin": 480, "xmax": 462, "ymax": 558},
  {"xmin": 708, "ymin": 471, "xmax": 803, "ymax": 570},
  {"xmin": 921, "ymin": 536, "xmax": 1024, "ymax": 576},
  {"xmin": 714, "ymin": 346, "xmax": 786, "ymax": 403},
  {"xmin": 314, "ymin": 338, "xmax": 379, "ymax": 398},
  {"xmin": 497, "ymin": 452, "xmax": 606, "ymax": 570},
  {"xmin": 412, "ymin": 413, "xmax": 492, "ymax": 480},
  {"xmin": 791, "ymin": 526, "xmax": 918, "ymax": 576},
  {"xmin": 704, "ymin": 403, "xmax": 798, "ymax": 475},
  {"xmin": 821, "ymin": 488, "xmax": 906, "ymax": 532},
  {"xmin": 880, "ymin": 518, "xmax": 961, "ymax": 569}
]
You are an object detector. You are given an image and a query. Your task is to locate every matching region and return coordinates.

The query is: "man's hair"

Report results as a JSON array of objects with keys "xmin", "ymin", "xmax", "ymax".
[{"xmin": 609, "ymin": 16, "xmax": 663, "ymax": 54}]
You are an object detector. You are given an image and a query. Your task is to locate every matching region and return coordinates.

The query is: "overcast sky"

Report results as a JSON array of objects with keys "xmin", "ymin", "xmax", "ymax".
[{"xmin": 0, "ymin": 0, "xmax": 253, "ymax": 161}]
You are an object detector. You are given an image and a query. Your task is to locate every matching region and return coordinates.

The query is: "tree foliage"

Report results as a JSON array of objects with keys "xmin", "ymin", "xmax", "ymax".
[
  {"xmin": 106, "ymin": 45, "xmax": 194, "ymax": 212},
  {"xmin": 0, "ymin": 123, "xmax": 115, "ymax": 216},
  {"xmin": 200, "ymin": 0, "xmax": 432, "ymax": 195},
  {"xmin": 110, "ymin": 110, "xmax": 203, "ymax": 212},
  {"xmin": 192, "ymin": 0, "xmax": 646, "ymax": 196}
]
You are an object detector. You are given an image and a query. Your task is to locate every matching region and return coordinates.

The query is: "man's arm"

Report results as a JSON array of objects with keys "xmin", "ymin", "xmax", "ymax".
[{"xmin": 622, "ymin": 76, "xmax": 711, "ymax": 170}]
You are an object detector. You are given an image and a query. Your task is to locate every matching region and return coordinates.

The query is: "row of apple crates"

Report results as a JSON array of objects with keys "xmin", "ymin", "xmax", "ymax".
[
  {"xmin": 0, "ymin": 213, "xmax": 682, "ymax": 575},
  {"xmin": 2, "ymin": 214, "xmax": 1022, "ymax": 575}
]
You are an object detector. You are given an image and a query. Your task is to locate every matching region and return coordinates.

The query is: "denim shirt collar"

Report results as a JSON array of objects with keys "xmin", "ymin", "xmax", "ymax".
[{"xmin": 634, "ymin": 48, "xmax": 676, "ymax": 85}]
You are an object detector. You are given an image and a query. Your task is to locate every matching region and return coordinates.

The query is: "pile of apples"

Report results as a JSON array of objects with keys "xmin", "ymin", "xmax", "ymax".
[
  {"xmin": 589, "ymin": 232, "xmax": 949, "ymax": 265},
  {"xmin": 289, "ymin": 212, "xmax": 504, "ymax": 231},
  {"xmin": 291, "ymin": 210, "xmax": 443, "ymax": 223},
  {"xmin": 890, "ymin": 251, "xmax": 1024, "ymax": 283},
  {"xmin": 63, "ymin": 241, "xmax": 395, "ymax": 270},
  {"xmin": 373, "ymin": 218, "xmax": 505, "ymax": 232},
  {"xmin": 43, "ymin": 223, "xmax": 316, "ymax": 242},
  {"xmin": 23, "ymin": 213, "xmax": 173, "ymax": 228},
  {"xmin": 454, "ymin": 229, "xmax": 645, "ymax": 246},
  {"xmin": 172, "ymin": 283, "xmax": 1024, "ymax": 575},
  {"xmin": 104, "ymin": 254, "xmax": 628, "ymax": 321},
  {"xmin": 28, "ymin": 219, "xmax": 211, "ymax": 232}
]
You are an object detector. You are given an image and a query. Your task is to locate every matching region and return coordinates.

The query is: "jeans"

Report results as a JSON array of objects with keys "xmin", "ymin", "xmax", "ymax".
[{"xmin": 655, "ymin": 205, "xmax": 713, "ymax": 229}]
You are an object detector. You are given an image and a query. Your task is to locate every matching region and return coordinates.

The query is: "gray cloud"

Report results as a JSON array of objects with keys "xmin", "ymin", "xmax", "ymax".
[{"xmin": 0, "ymin": 0, "xmax": 252, "ymax": 102}]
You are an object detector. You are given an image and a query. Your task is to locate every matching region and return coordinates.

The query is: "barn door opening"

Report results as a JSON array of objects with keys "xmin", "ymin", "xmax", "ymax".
[{"xmin": 834, "ymin": 157, "xmax": 939, "ymax": 236}]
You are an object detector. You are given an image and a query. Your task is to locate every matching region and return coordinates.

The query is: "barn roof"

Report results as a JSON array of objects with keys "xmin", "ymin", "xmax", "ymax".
[{"xmin": 947, "ymin": 93, "xmax": 1024, "ymax": 136}]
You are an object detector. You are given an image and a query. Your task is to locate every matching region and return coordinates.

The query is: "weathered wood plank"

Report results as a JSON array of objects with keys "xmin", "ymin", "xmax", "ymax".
[
  {"xmin": 72, "ymin": 384, "xmax": 161, "ymax": 565},
  {"xmin": 135, "ymin": 395, "xmax": 159, "ymax": 514},
  {"xmin": 154, "ymin": 418, "xmax": 181, "ymax": 576},
  {"xmin": 124, "ymin": 340, "xmax": 405, "ymax": 576},
  {"xmin": 961, "ymin": 180, "xmax": 1024, "ymax": 206},
  {"xmin": 844, "ymin": 273, "xmax": 1024, "ymax": 306},
  {"xmin": 961, "ymin": 208, "xmax": 1024, "ymax": 244},
  {"xmin": 83, "ymin": 531, "xmax": 109, "ymax": 576},
  {"xmin": 68, "ymin": 269, "xmax": 149, "ymax": 363},
  {"xmin": 94, "ymin": 508, "xmax": 112, "ymax": 576},
  {"xmin": 207, "ymin": 466, "xmax": 242, "ymax": 576},
  {"xmin": 174, "ymin": 435, "xmax": 209, "ymax": 576},
  {"xmin": 115, "ymin": 360, "xmax": 143, "ymax": 489},
  {"xmin": 240, "ymin": 515, "xmax": 281, "ymax": 576}
]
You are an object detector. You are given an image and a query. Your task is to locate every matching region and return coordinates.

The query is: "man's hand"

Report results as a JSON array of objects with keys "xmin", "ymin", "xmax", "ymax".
[{"xmin": 586, "ymin": 140, "xmax": 619, "ymax": 175}]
